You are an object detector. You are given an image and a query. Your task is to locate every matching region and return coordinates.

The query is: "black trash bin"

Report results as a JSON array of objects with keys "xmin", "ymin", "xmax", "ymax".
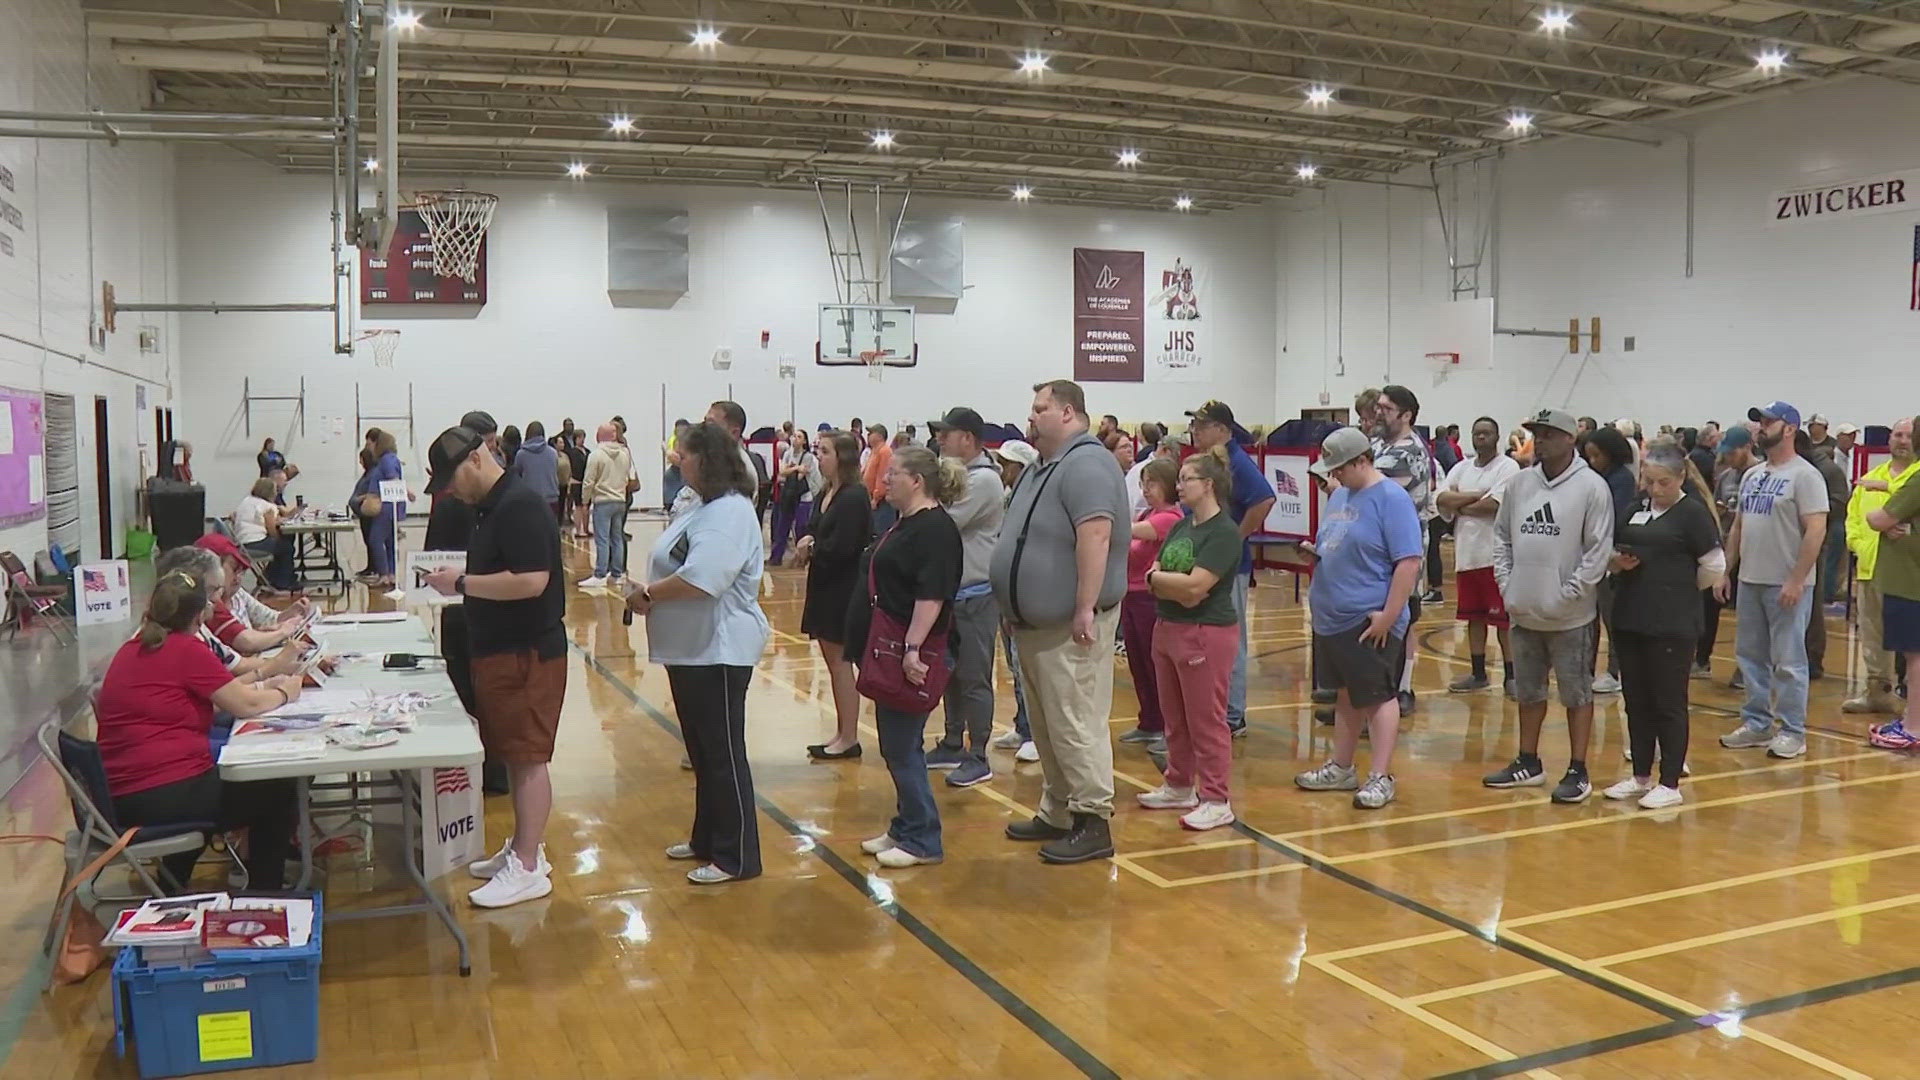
[{"xmin": 147, "ymin": 480, "xmax": 207, "ymax": 551}]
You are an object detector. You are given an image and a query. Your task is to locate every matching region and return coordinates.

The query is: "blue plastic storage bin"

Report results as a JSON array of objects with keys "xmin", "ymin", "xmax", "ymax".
[{"xmin": 111, "ymin": 895, "xmax": 323, "ymax": 1079}]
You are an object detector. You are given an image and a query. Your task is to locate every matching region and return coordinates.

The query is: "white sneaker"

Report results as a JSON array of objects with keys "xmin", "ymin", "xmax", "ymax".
[
  {"xmin": 468, "ymin": 838, "xmax": 513, "ymax": 879},
  {"xmin": 687, "ymin": 864, "xmax": 736, "ymax": 885},
  {"xmin": 1015, "ymin": 741, "xmax": 1039, "ymax": 762},
  {"xmin": 1136, "ymin": 783, "xmax": 1199, "ymax": 810},
  {"xmin": 1638, "ymin": 785, "xmax": 1684, "ymax": 810},
  {"xmin": 468, "ymin": 848, "xmax": 553, "ymax": 908},
  {"xmin": 991, "ymin": 730, "xmax": 1025, "ymax": 750},
  {"xmin": 1592, "ymin": 674, "xmax": 1621, "ymax": 694},
  {"xmin": 1603, "ymin": 777, "xmax": 1652, "ymax": 801},
  {"xmin": 578, "ymin": 576, "xmax": 607, "ymax": 589},
  {"xmin": 874, "ymin": 846, "xmax": 942, "ymax": 868},
  {"xmin": 1180, "ymin": 801, "xmax": 1236, "ymax": 831},
  {"xmin": 665, "ymin": 842, "xmax": 697, "ymax": 860},
  {"xmin": 860, "ymin": 833, "xmax": 898, "ymax": 855}
]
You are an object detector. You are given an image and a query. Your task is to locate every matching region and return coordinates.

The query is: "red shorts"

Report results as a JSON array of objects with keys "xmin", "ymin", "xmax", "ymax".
[{"xmin": 1455, "ymin": 567, "xmax": 1509, "ymax": 628}]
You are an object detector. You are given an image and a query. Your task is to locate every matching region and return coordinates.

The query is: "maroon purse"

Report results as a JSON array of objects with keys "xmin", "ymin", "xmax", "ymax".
[{"xmin": 855, "ymin": 526, "xmax": 952, "ymax": 712}]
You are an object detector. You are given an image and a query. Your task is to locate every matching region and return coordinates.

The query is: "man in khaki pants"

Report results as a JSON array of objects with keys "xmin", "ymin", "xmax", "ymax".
[
  {"xmin": 989, "ymin": 379, "xmax": 1130, "ymax": 864},
  {"xmin": 1846, "ymin": 417, "xmax": 1918, "ymax": 716}
]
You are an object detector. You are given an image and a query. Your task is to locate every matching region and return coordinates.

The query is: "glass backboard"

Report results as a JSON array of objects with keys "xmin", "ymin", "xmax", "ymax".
[{"xmin": 816, "ymin": 303, "xmax": 916, "ymax": 366}]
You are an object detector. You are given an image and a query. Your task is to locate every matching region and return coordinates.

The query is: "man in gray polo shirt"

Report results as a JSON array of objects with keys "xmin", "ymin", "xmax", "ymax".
[
  {"xmin": 990, "ymin": 379, "xmax": 1129, "ymax": 864},
  {"xmin": 924, "ymin": 406, "xmax": 1007, "ymax": 788}
]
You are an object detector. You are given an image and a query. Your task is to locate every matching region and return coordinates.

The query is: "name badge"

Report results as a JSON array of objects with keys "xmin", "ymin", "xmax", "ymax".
[{"xmin": 1628, "ymin": 511, "xmax": 1653, "ymax": 526}]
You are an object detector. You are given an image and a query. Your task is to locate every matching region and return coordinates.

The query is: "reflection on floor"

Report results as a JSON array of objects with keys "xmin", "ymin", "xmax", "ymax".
[{"xmin": 2, "ymin": 525, "xmax": 1916, "ymax": 1079}]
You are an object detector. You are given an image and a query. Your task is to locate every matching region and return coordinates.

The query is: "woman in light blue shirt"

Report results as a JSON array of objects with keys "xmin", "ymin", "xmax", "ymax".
[{"xmin": 624, "ymin": 422, "xmax": 771, "ymax": 884}]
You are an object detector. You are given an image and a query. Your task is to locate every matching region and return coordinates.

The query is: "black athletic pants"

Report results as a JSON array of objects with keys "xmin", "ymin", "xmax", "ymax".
[
  {"xmin": 1425, "ymin": 518, "xmax": 1449, "ymax": 590},
  {"xmin": 1615, "ymin": 629, "xmax": 1690, "ymax": 788},
  {"xmin": 114, "ymin": 769, "xmax": 299, "ymax": 891},
  {"xmin": 1696, "ymin": 588, "xmax": 1723, "ymax": 668},
  {"xmin": 666, "ymin": 664, "xmax": 762, "ymax": 879}
]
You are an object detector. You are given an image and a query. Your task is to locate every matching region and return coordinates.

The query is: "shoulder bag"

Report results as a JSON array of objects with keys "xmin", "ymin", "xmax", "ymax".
[{"xmin": 855, "ymin": 524, "xmax": 952, "ymax": 713}]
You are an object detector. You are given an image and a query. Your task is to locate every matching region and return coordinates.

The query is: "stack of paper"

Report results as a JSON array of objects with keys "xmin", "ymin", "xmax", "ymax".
[
  {"xmin": 232, "ymin": 896, "xmax": 314, "ymax": 947},
  {"xmin": 318, "ymin": 611, "xmax": 409, "ymax": 624},
  {"xmin": 218, "ymin": 734, "xmax": 329, "ymax": 766},
  {"xmin": 105, "ymin": 893, "xmax": 231, "ymax": 947}
]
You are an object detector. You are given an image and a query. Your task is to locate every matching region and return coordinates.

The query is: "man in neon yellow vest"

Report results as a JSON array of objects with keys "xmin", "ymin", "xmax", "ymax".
[{"xmin": 1845, "ymin": 417, "xmax": 1919, "ymax": 715}]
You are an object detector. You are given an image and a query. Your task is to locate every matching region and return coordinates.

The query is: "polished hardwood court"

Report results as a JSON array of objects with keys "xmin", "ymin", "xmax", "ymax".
[{"xmin": 2, "ymin": 525, "xmax": 1917, "ymax": 1079}]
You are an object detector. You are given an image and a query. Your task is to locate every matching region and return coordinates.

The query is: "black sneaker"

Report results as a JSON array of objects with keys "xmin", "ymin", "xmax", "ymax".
[
  {"xmin": 1314, "ymin": 706, "xmax": 1335, "ymax": 726},
  {"xmin": 1038, "ymin": 812, "xmax": 1114, "ymax": 864},
  {"xmin": 1310, "ymin": 688, "xmax": 1337, "ymax": 705},
  {"xmin": 1419, "ymin": 589, "xmax": 1444, "ymax": 604},
  {"xmin": 1228, "ymin": 720, "xmax": 1249, "ymax": 739},
  {"xmin": 1398, "ymin": 691, "xmax": 1416, "ymax": 715},
  {"xmin": 1551, "ymin": 769, "xmax": 1592, "ymax": 804},
  {"xmin": 1005, "ymin": 815, "xmax": 1071, "ymax": 842},
  {"xmin": 1483, "ymin": 757, "xmax": 1546, "ymax": 788}
]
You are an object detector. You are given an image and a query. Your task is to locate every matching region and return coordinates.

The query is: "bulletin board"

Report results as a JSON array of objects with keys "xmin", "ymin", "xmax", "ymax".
[{"xmin": 0, "ymin": 386, "xmax": 46, "ymax": 527}]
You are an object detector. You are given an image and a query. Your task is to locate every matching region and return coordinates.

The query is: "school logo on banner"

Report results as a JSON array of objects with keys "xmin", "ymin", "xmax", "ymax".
[{"xmin": 1149, "ymin": 256, "xmax": 1208, "ymax": 383}]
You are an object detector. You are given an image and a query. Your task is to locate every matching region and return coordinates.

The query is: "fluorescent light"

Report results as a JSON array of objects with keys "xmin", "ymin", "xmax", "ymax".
[
  {"xmin": 608, "ymin": 116, "xmax": 635, "ymax": 134},
  {"xmin": 1174, "ymin": 195, "xmax": 1193, "ymax": 211},
  {"xmin": 1011, "ymin": 185, "xmax": 1032, "ymax": 201},
  {"xmin": 871, "ymin": 130, "xmax": 895, "ymax": 149},
  {"xmin": 566, "ymin": 162, "xmax": 589, "ymax": 178},
  {"xmin": 690, "ymin": 26, "xmax": 721, "ymax": 47},
  {"xmin": 363, "ymin": 157, "xmax": 379, "ymax": 173},
  {"xmin": 1539, "ymin": 9, "xmax": 1572, "ymax": 33},
  {"xmin": 390, "ymin": 9, "xmax": 420, "ymax": 30},
  {"xmin": 1117, "ymin": 148, "xmax": 1140, "ymax": 166},
  {"xmin": 1295, "ymin": 163, "xmax": 1317, "ymax": 180},
  {"xmin": 1018, "ymin": 53, "xmax": 1048, "ymax": 74},
  {"xmin": 1305, "ymin": 85, "xmax": 1334, "ymax": 106},
  {"xmin": 1756, "ymin": 49, "xmax": 1788, "ymax": 73},
  {"xmin": 1508, "ymin": 112, "xmax": 1534, "ymax": 132}
]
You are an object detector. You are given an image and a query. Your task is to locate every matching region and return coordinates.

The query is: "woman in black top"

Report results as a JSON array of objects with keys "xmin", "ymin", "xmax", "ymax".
[
  {"xmin": 258, "ymin": 437, "xmax": 288, "ymax": 479},
  {"xmin": 794, "ymin": 430, "xmax": 872, "ymax": 759},
  {"xmin": 1604, "ymin": 438, "xmax": 1724, "ymax": 809},
  {"xmin": 564, "ymin": 431, "xmax": 591, "ymax": 538},
  {"xmin": 845, "ymin": 446, "xmax": 965, "ymax": 868}
]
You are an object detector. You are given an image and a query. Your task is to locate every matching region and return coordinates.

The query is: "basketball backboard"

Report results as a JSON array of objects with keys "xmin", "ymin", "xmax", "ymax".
[{"xmin": 816, "ymin": 303, "xmax": 916, "ymax": 366}]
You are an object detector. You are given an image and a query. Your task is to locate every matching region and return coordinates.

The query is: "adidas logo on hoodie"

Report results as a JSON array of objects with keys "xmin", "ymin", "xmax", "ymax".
[{"xmin": 1518, "ymin": 502, "xmax": 1560, "ymax": 536}]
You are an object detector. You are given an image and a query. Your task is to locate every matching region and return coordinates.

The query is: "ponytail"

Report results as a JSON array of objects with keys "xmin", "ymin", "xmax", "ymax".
[{"xmin": 138, "ymin": 571, "xmax": 209, "ymax": 649}]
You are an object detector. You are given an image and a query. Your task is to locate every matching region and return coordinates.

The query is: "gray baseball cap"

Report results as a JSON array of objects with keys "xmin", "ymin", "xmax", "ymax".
[
  {"xmin": 1523, "ymin": 408, "xmax": 1580, "ymax": 438},
  {"xmin": 1310, "ymin": 426, "xmax": 1372, "ymax": 477}
]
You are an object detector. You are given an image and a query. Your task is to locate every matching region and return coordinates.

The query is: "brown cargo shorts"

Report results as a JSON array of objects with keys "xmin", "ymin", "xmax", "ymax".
[{"xmin": 471, "ymin": 650, "xmax": 567, "ymax": 763}]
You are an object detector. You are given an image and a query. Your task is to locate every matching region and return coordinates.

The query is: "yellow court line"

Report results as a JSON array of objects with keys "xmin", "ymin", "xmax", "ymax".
[
  {"xmin": 1108, "ymin": 854, "xmax": 1177, "ymax": 889},
  {"xmin": 1313, "ymin": 929, "xmax": 1471, "ymax": 963},
  {"xmin": 1304, "ymin": 957, "xmax": 1562, "ymax": 1080},
  {"xmin": 1122, "ymin": 837, "xmax": 1257, "ymax": 860},
  {"xmin": 1158, "ymin": 862, "xmax": 1310, "ymax": 888},
  {"xmin": 1275, "ymin": 751, "xmax": 1888, "ymax": 843},
  {"xmin": 1312, "ymin": 768, "xmax": 1920, "ymax": 868}
]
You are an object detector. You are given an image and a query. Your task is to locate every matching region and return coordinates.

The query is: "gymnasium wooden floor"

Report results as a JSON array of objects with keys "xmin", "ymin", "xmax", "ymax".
[{"xmin": 3, "ymin": 524, "xmax": 1918, "ymax": 1079}]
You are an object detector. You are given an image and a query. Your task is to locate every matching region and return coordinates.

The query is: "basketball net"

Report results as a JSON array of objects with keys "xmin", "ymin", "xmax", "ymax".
[
  {"xmin": 355, "ymin": 328, "xmax": 401, "ymax": 367},
  {"xmin": 412, "ymin": 190, "xmax": 498, "ymax": 282},
  {"xmin": 860, "ymin": 349, "xmax": 891, "ymax": 382},
  {"xmin": 1425, "ymin": 351, "xmax": 1460, "ymax": 388}
]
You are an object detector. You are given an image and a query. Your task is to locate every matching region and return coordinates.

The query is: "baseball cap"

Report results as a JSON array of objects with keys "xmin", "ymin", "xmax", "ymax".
[
  {"xmin": 424, "ymin": 426, "xmax": 487, "ymax": 495},
  {"xmin": 1185, "ymin": 400, "xmax": 1236, "ymax": 427},
  {"xmin": 928, "ymin": 407, "xmax": 986, "ymax": 438},
  {"xmin": 1748, "ymin": 401, "xmax": 1803, "ymax": 427},
  {"xmin": 1309, "ymin": 427, "xmax": 1371, "ymax": 477},
  {"xmin": 1522, "ymin": 408, "xmax": 1580, "ymax": 438},
  {"xmin": 1837, "ymin": 422, "xmax": 1860, "ymax": 436},
  {"xmin": 194, "ymin": 532, "xmax": 254, "ymax": 572},
  {"xmin": 1808, "ymin": 413, "xmax": 1830, "ymax": 427},
  {"xmin": 1718, "ymin": 426, "xmax": 1753, "ymax": 455},
  {"xmin": 459, "ymin": 410, "xmax": 498, "ymax": 436},
  {"xmin": 989, "ymin": 439, "xmax": 1040, "ymax": 469}
]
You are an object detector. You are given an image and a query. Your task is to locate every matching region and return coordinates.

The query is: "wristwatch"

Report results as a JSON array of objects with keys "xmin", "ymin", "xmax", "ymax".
[{"xmin": 454, "ymin": 574, "xmax": 467, "ymax": 595}]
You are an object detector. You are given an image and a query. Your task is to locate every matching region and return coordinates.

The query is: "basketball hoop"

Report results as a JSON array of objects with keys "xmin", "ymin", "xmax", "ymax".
[
  {"xmin": 860, "ymin": 349, "xmax": 892, "ymax": 382},
  {"xmin": 355, "ymin": 328, "xmax": 401, "ymax": 367},
  {"xmin": 1425, "ymin": 351, "xmax": 1460, "ymax": 387},
  {"xmin": 411, "ymin": 190, "xmax": 498, "ymax": 282}
]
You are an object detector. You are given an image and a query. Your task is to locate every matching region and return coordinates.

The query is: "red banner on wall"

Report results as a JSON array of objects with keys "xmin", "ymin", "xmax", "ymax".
[{"xmin": 1073, "ymin": 248, "xmax": 1144, "ymax": 382}]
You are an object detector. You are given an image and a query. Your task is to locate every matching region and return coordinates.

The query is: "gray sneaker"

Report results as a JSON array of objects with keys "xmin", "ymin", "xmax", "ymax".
[
  {"xmin": 1767, "ymin": 732, "xmax": 1807, "ymax": 759},
  {"xmin": 1720, "ymin": 724, "xmax": 1775, "ymax": 749},
  {"xmin": 924, "ymin": 744, "xmax": 969, "ymax": 770},
  {"xmin": 1352, "ymin": 774, "xmax": 1396, "ymax": 809},
  {"xmin": 1118, "ymin": 727, "xmax": 1159, "ymax": 744},
  {"xmin": 946, "ymin": 758, "xmax": 994, "ymax": 787},
  {"xmin": 1295, "ymin": 761, "xmax": 1360, "ymax": 791}
]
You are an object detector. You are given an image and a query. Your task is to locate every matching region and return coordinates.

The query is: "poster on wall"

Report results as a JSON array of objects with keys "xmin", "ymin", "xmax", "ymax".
[
  {"xmin": 1073, "ymin": 248, "xmax": 1145, "ymax": 382},
  {"xmin": 1148, "ymin": 255, "xmax": 1208, "ymax": 383},
  {"xmin": 0, "ymin": 387, "xmax": 47, "ymax": 528},
  {"xmin": 1261, "ymin": 453, "xmax": 1314, "ymax": 539}
]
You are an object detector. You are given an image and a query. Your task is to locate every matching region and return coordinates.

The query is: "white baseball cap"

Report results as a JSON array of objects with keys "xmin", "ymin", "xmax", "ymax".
[{"xmin": 990, "ymin": 440, "xmax": 1040, "ymax": 469}]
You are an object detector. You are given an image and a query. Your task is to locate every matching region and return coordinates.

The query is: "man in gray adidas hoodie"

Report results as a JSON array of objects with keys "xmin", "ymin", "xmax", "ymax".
[{"xmin": 1484, "ymin": 408, "xmax": 1616, "ymax": 804}]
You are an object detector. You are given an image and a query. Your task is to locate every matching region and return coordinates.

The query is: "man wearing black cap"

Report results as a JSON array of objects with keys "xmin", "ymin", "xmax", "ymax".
[
  {"xmin": 1184, "ymin": 400, "xmax": 1276, "ymax": 737},
  {"xmin": 923, "ymin": 407, "xmax": 1007, "ymax": 788},
  {"xmin": 426, "ymin": 414, "xmax": 504, "ymax": 795},
  {"xmin": 462, "ymin": 410, "xmax": 503, "ymax": 464},
  {"xmin": 421, "ymin": 425, "xmax": 567, "ymax": 908}
]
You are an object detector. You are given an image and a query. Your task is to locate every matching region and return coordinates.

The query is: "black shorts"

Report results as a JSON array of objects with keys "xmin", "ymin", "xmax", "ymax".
[
  {"xmin": 1313, "ymin": 625, "xmax": 1407, "ymax": 709},
  {"xmin": 1885, "ymin": 594, "xmax": 1920, "ymax": 654}
]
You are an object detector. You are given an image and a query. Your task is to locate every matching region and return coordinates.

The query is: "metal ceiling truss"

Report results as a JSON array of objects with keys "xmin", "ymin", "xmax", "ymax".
[{"xmin": 80, "ymin": 0, "xmax": 1920, "ymax": 209}]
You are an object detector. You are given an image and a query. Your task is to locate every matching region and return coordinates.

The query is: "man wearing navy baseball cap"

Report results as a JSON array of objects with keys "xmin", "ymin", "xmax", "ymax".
[{"xmin": 1715, "ymin": 400, "xmax": 1827, "ymax": 760}]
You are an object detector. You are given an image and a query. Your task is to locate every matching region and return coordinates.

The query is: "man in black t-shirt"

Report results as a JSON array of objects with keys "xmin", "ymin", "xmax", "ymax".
[{"xmin": 422, "ymin": 425, "xmax": 568, "ymax": 909}]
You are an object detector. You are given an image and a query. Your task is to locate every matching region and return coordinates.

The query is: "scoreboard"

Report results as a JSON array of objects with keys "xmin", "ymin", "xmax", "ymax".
[{"xmin": 360, "ymin": 209, "xmax": 488, "ymax": 306}]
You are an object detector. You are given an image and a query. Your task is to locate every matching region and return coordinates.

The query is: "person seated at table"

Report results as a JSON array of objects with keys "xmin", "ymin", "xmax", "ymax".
[
  {"xmin": 158, "ymin": 548, "xmax": 311, "ymax": 684},
  {"xmin": 233, "ymin": 478, "xmax": 295, "ymax": 593},
  {"xmin": 97, "ymin": 568, "xmax": 306, "ymax": 891},
  {"xmin": 185, "ymin": 536, "xmax": 304, "ymax": 656}
]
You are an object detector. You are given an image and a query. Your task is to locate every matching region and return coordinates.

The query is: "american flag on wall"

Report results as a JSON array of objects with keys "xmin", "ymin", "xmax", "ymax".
[
  {"xmin": 83, "ymin": 568, "xmax": 109, "ymax": 594},
  {"xmin": 433, "ymin": 768, "xmax": 471, "ymax": 796},
  {"xmin": 1273, "ymin": 469, "xmax": 1300, "ymax": 498}
]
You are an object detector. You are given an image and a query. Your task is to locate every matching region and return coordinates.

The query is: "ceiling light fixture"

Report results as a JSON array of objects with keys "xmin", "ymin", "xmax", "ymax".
[
  {"xmin": 1755, "ymin": 49, "xmax": 1787, "ymax": 73},
  {"xmin": 1018, "ymin": 53, "xmax": 1049, "ymax": 74},
  {"xmin": 608, "ymin": 116, "xmax": 634, "ymax": 134},
  {"xmin": 1508, "ymin": 112, "xmax": 1534, "ymax": 132},
  {"xmin": 1539, "ymin": 9, "xmax": 1572, "ymax": 33},
  {"xmin": 1117, "ymin": 148, "xmax": 1140, "ymax": 166},
  {"xmin": 1174, "ymin": 195, "xmax": 1193, "ymax": 211},
  {"xmin": 871, "ymin": 130, "xmax": 895, "ymax": 149},
  {"xmin": 1011, "ymin": 185, "xmax": 1033, "ymax": 201},
  {"xmin": 1305, "ymin": 85, "xmax": 1334, "ymax": 106},
  {"xmin": 566, "ymin": 162, "xmax": 589, "ymax": 178},
  {"xmin": 1295, "ymin": 163, "xmax": 1317, "ymax": 180},
  {"xmin": 363, "ymin": 157, "xmax": 379, "ymax": 173},
  {"xmin": 690, "ymin": 26, "xmax": 721, "ymax": 47},
  {"xmin": 390, "ymin": 9, "xmax": 421, "ymax": 30}
]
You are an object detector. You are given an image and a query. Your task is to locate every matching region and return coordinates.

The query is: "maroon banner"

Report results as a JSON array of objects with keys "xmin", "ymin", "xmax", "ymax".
[{"xmin": 1073, "ymin": 248, "xmax": 1144, "ymax": 382}]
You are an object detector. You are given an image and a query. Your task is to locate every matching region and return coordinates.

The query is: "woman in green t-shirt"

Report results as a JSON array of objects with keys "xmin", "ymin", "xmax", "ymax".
[{"xmin": 1136, "ymin": 448, "xmax": 1243, "ymax": 832}]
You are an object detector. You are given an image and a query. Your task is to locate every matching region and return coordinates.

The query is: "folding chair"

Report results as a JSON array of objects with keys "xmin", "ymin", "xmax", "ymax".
[
  {"xmin": 36, "ymin": 717, "xmax": 212, "ymax": 988},
  {"xmin": 2, "ymin": 551, "xmax": 74, "ymax": 644}
]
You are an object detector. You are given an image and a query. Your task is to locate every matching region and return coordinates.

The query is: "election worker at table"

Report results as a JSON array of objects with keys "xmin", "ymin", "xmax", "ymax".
[
  {"xmin": 95, "ymin": 569, "xmax": 306, "ymax": 892},
  {"xmin": 422, "ymin": 424, "xmax": 569, "ymax": 910}
]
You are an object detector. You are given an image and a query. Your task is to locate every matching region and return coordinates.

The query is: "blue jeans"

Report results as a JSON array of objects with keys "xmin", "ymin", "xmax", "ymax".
[
  {"xmin": 591, "ymin": 501, "xmax": 626, "ymax": 578},
  {"xmin": 875, "ymin": 704, "xmax": 942, "ymax": 857},
  {"xmin": 1004, "ymin": 626, "xmax": 1031, "ymax": 740},
  {"xmin": 1735, "ymin": 582, "xmax": 1814, "ymax": 736},
  {"xmin": 1227, "ymin": 571, "xmax": 1250, "ymax": 726}
]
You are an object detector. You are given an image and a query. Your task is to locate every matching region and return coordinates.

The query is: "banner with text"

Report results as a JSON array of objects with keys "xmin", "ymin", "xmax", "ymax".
[
  {"xmin": 405, "ymin": 550, "xmax": 467, "ymax": 607},
  {"xmin": 1261, "ymin": 454, "xmax": 1314, "ymax": 538},
  {"xmin": 1770, "ymin": 169, "xmax": 1919, "ymax": 226},
  {"xmin": 1073, "ymin": 248, "xmax": 1144, "ymax": 382},
  {"xmin": 1148, "ymin": 255, "xmax": 1209, "ymax": 383}
]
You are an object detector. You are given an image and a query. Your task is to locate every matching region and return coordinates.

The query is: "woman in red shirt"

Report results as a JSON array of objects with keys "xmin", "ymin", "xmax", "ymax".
[{"xmin": 96, "ymin": 570, "xmax": 307, "ymax": 891}]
